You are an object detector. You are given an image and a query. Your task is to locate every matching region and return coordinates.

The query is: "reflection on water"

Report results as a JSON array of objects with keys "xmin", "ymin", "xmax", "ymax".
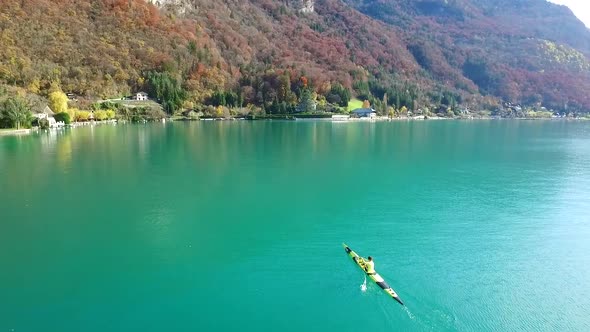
[
  {"xmin": 137, "ymin": 125, "xmax": 150, "ymax": 161},
  {"xmin": 56, "ymin": 132, "xmax": 72, "ymax": 173}
]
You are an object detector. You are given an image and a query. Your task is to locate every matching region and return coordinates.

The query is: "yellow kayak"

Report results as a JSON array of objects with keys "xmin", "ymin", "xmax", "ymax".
[{"xmin": 343, "ymin": 243, "xmax": 404, "ymax": 305}]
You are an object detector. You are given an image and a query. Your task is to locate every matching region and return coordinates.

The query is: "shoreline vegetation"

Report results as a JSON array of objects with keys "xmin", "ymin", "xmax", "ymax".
[
  {"xmin": 1, "ymin": 112, "xmax": 588, "ymax": 137},
  {"xmin": 1, "ymin": 83, "xmax": 589, "ymax": 137}
]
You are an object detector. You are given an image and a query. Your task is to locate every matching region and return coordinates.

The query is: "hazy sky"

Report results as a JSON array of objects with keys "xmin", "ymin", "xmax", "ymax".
[{"xmin": 549, "ymin": 0, "xmax": 590, "ymax": 27}]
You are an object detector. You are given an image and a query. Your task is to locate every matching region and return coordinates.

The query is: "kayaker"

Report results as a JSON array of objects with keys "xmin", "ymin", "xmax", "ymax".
[{"xmin": 364, "ymin": 256, "xmax": 375, "ymax": 274}]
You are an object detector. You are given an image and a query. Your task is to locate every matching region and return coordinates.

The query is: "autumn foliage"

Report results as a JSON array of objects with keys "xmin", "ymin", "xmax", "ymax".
[{"xmin": 0, "ymin": 0, "xmax": 589, "ymax": 113}]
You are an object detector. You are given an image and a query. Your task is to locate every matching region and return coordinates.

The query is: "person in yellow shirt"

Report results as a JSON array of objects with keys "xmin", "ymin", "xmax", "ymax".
[{"xmin": 364, "ymin": 256, "xmax": 375, "ymax": 274}]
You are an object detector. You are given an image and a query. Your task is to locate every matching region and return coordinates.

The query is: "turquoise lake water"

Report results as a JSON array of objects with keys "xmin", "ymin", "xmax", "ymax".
[{"xmin": 1, "ymin": 120, "xmax": 589, "ymax": 331}]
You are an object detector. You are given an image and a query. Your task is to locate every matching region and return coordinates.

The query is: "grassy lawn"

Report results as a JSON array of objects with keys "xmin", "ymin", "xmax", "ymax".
[
  {"xmin": 347, "ymin": 98, "xmax": 364, "ymax": 111},
  {"xmin": 337, "ymin": 98, "xmax": 365, "ymax": 113}
]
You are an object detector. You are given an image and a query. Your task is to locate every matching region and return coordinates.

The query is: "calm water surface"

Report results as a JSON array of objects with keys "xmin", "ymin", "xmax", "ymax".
[{"xmin": 1, "ymin": 121, "xmax": 589, "ymax": 331}]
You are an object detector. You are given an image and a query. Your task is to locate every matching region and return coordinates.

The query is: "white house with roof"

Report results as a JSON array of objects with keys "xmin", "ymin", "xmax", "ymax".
[
  {"xmin": 33, "ymin": 106, "xmax": 55, "ymax": 126},
  {"xmin": 34, "ymin": 106, "xmax": 59, "ymax": 127},
  {"xmin": 135, "ymin": 92, "xmax": 149, "ymax": 101}
]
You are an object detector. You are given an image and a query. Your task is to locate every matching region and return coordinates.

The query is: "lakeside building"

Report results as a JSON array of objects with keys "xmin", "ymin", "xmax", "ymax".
[
  {"xmin": 135, "ymin": 92, "xmax": 149, "ymax": 101},
  {"xmin": 34, "ymin": 106, "xmax": 58, "ymax": 127},
  {"xmin": 351, "ymin": 108, "xmax": 377, "ymax": 118}
]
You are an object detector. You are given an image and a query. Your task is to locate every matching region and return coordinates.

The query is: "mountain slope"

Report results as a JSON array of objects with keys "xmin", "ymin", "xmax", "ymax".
[
  {"xmin": 0, "ymin": 0, "xmax": 227, "ymax": 98},
  {"xmin": 1, "ymin": 0, "xmax": 590, "ymax": 113},
  {"xmin": 344, "ymin": 0, "xmax": 590, "ymax": 111}
]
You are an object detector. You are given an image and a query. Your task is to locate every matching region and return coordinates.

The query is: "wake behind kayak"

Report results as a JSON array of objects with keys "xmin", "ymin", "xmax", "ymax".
[{"xmin": 343, "ymin": 243, "xmax": 404, "ymax": 306}]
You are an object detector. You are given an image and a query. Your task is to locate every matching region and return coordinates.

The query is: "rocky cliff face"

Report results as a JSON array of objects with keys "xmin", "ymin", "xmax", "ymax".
[
  {"xmin": 299, "ymin": 0, "xmax": 315, "ymax": 13},
  {"xmin": 150, "ymin": 0, "xmax": 190, "ymax": 15},
  {"xmin": 280, "ymin": 0, "xmax": 315, "ymax": 13},
  {"xmin": 153, "ymin": 0, "xmax": 314, "ymax": 15}
]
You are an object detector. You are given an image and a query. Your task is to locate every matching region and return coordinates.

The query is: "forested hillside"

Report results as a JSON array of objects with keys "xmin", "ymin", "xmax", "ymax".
[
  {"xmin": 345, "ymin": 0, "xmax": 590, "ymax": 112},
  {"xmin": 1, "ymin": 0, "xmax": 590, "ymax": 116}
]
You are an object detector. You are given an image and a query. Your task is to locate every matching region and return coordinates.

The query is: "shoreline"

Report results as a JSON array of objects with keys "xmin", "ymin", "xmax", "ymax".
[
  {"xmin": 173, "ymin": 115, "xmax": 589, "ymax": 122},
  {"xmin": 1, "ymin": 116, "xmax": 587, "ymax": 137},
  {"xmin": 0, "ymin": 120, "xmax": 119, "ymax": 137},
  {"xmin": 0, "ymin": 129, "xmax": 32, "ymax": 136}
]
